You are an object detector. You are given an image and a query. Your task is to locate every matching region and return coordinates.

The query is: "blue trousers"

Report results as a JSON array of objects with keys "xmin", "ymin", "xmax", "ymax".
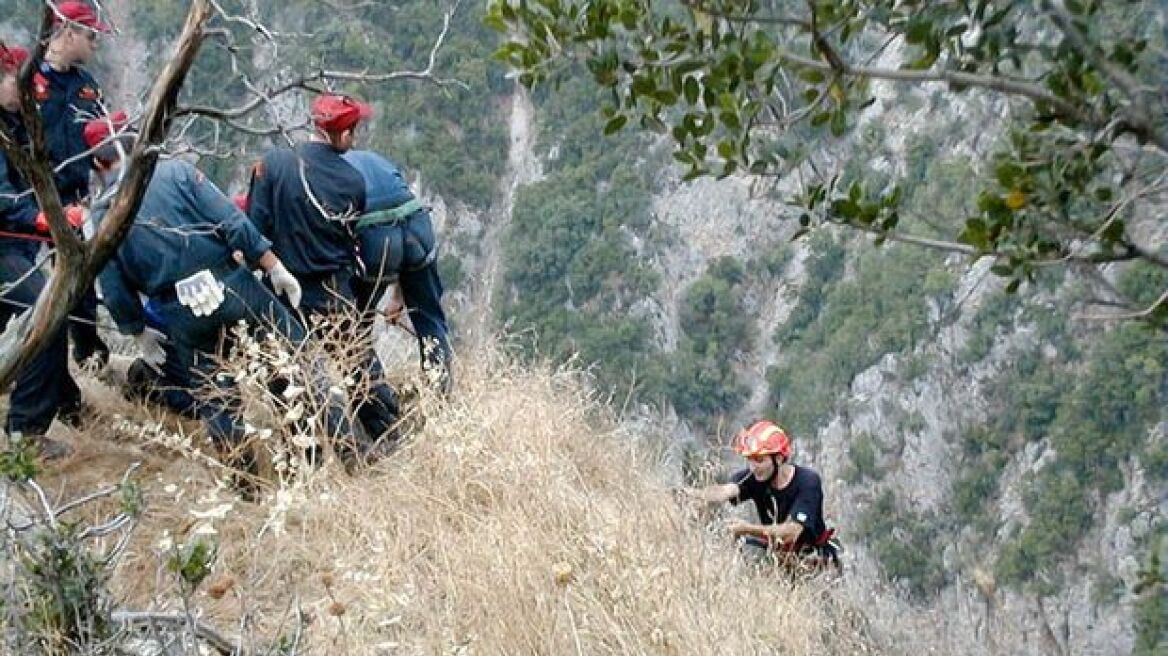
[
  {"xmin": 294, "ymin": 268, "xmax": 401, "ymax": 443},
  {"xmin": 355, "ymin": 211, "xmax": 451, "ymax": 373},
  {"xmin": 154, "ymin": 265, "xmax": 350, "ymax": 446},
  {"xmin": 0, "ymin": 250, "xmax": 82, "ymax": 435}
]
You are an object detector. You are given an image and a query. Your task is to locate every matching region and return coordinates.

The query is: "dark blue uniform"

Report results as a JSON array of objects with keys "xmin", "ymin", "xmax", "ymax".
[
  {"xmin": 247, "ymin": 142, "xmax": 364, "ymax": 306},
  {"xmin": 0, "ymin": 110, "xmax": 82, "ymax": 437},
  {"xmin": 248, "ymin": 142, "xmax": 401, "ymax": 444},
  {"xmin": 344, "ymin": 150, "xmax": 451, "ymax": 384},
  {"xmin": 34, "ymin": 61, "xmax": 108, "ymax": 363},
  {"xmin": 34, "ymin": 62, "xmax": 103, "ymax": 204},
  {"xmin": 94, "ymin": 158, "xmax": 348, "ymax": 446}
]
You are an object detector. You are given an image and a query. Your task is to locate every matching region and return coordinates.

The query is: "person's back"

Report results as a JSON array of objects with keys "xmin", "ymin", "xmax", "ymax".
[
  {"xmin": 344, "ymin": 149, "xmax": 452, "ymax": 391},
  {"xmin": 343, "ymin": 150, "xmax": 413, "ymax": 211},
  {"xmin": 96, "ymin": 159, "xmax": 269, "ymax": 310},
  {"xmin": 248, "ymin": 142, "xmax": 365, "ymax": 280}
]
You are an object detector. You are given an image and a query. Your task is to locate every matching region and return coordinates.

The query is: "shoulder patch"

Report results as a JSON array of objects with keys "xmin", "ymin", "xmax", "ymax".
[{"xmin": 78, "ymin": 85, "xmax": 100, "ymax": 101}]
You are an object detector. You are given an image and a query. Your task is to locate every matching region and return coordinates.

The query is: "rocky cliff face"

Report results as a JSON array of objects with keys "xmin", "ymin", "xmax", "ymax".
[{"xmin": 464, "ymin": 79, "xmax": 1163, "ymax": 654}]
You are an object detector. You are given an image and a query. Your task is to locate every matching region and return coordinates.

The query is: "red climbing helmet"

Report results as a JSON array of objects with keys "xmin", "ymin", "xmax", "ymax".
[{"xmin": 732, "ymin": 420, "xmax": 791, "ymax": 460}]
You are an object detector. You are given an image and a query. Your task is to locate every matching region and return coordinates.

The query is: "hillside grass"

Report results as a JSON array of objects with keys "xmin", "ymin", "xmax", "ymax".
[{"xmin": 27, "ymin": 332, "xmax": 882, "ymax": 654}]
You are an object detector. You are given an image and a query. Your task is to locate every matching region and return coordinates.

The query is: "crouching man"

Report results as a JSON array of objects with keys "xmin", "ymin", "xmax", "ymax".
[
  {"xmin": 685, "ymin": 420, "xmax": 841, "ymax": 573},
  {"xmin": 84, "ymin": 113, "xmax": 350, "ymax": 468}
]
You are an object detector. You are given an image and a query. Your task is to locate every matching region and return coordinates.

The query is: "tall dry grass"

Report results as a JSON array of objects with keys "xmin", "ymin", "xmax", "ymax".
[{"xmin": 36, "ymin": 332, "xmax": 883, "ymax": 654}]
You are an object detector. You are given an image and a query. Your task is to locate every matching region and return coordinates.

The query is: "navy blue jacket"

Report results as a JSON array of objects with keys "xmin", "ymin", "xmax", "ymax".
[
  {"xmin": 93, "ymin": 159, "xmax": 272, "ymax": 335},
  {"xmin": 247, "ymin": 142, "xmax": 365, "ymax": 277},
  {"xmin": 0, "ymin": 111, "xmax": 41, "ymax": 258},
  {"xmin": 34, "ymin": 62, "xmax": 103, "ymax": 204},
  {"xmin": 342, "ymin": 150, "xmax": 414, "ymax": 211}
]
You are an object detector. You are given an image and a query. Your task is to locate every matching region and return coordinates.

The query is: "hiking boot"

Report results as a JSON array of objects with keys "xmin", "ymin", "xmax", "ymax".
[
  {"xmin": 72, "ymin": 332, "xmax": 110, "ymax": 369},
  {"xmin": 346, "ymin": 426, "xmax": 404, "ymax": 472},
  {"xmin": 56, "ymin": 399, "xmax": 96, "ymax": 431}
]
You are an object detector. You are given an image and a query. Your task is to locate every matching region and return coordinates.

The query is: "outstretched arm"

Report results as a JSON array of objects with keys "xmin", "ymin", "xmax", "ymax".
[{"xmin": 683, "ymin": 482, "xmax": 740, "ymax": 505}]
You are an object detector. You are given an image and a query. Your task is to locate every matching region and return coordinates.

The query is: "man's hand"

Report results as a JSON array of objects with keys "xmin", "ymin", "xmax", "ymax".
[
  {"xmin": 727, "ymin": 519, "xmax": 763, "ymax": 540},
  {"xmin": 34, "ymin": 205, "xmax": 86, "ymax": 234},
  {"xmin": 267, "ymin": 260, "xmax": 302, "ymax": 308},
  {"xmin": 134, "ymin": 328, "xmax": 168, "ymax": 369},
  {"xmin": 383, "ymin": 284, "xmax": 404, "ymax": 324}
]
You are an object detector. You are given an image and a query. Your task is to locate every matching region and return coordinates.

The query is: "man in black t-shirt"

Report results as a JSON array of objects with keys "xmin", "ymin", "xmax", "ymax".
[{"xmin": 686, "ymin": 420, "xmax": 839, "ymax": 568}]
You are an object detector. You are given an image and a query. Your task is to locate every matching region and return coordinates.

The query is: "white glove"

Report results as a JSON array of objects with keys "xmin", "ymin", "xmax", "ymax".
[
  {"xmin": 267, "ymin": 261, "xmax": 302, "ymax": 309},
  {"xmin": 174, "ymin": 269, "xmax": 226, "ymax": 317},
  {"xmin": 134, "ymin": 327, "xmax": 168, "ymax": 369}
]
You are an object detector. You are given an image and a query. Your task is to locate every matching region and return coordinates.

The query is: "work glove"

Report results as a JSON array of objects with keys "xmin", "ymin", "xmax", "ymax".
[
  {"xmin": 267, "ymin": 261, "xmax": 302, "ymax": 309},
  {"xmin": 33, "ymin": 205, "xmax": 86, "ymax": 234},
  {"xmin": 134, "ymin": 327, "xmax": 168, "ymax": 370},
  {"xmin": 175, "ymin": 270, "xmax": 226, "ymax": 317}
]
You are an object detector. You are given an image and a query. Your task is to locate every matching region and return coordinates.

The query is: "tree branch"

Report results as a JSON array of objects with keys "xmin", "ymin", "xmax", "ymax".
[
  {"xmin": 1040, "ymin": 0, "xmax": 1168, "ymax": 153},
  {"xmin": 777, "ymin": 50, "xmax": 1107, "ymax": 137},
  {"xmin": 111, "ymin": 611, "xmax": 245, "ymax": 656}
]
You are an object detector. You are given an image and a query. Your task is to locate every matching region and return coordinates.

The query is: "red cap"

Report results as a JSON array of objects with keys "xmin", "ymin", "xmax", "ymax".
[
  {"xmin": 0, "ymin": 45, "xmax": 29, "ymax": 74},
  {"xmin": 53, "ymin": 2, "xmax": 112, "ymax": 33},
  {"xmin": 311, "ymin": 93, "xmax": 372, "ymax": 133},
  {"xmin": 83, "ymin": 110, "xmax": 129, "ymax": 149}
]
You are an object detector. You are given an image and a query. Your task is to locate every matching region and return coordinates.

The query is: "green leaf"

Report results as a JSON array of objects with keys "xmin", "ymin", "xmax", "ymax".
[
  {"xmin": 905, "ymin": 50, "xmax": 939, "ymax": 70},
  {"xmin": 653, "ymin": 89, "xmax": 679, "ymax": 105},
  {"xmin": 799, "ymin": 69, "xmax": 826, "ymax": 84},
  {"xmin": 811, "ymin": 111, "xmax": 832, "ymax": 127},
  {"xmin": 945, "ymin": 23, "xmax": 969, "ymax": 38},
  {"xmin": 684, "ymin": 77, "xmax": 699, "ymax": 105},
  {"xmin": 604, "ymin": 115, "xmax": 628, "ymax": 135},
  {"xmin": 803, "ymin": 88, "xmax": 820, "ymax": 103},
  {"xmin": 881, "ymin": 211, "xmax": 900, "ymax": 231},
  {"xmin": 1080, "ymin": 70, "xmax": 1104, "ymax": 95},
  {"xmin": 830, "ymin": 110, "xmax": 847, "ymax": 137},
  {"xmin": 1101, "ymin": 219, "xmax": 1125, "ymax": 243},
  {"xmin": 848, "ymin": 181, "xmax": 862, "ymax": 203},
  {"xmin": 905, "ymin": 21, "xmax": 931, "ymax": 45}
]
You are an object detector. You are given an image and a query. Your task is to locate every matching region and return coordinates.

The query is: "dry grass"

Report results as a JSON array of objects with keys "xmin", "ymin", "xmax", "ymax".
[{"xmin": 32, "ymin": 333, "xmax": 884, "ymax": 655}]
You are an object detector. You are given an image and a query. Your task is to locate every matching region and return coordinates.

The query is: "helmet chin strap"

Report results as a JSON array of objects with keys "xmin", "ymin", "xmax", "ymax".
[{"xmin": 764, "ymin": 454, "xmax": 781, "ymax": 486}]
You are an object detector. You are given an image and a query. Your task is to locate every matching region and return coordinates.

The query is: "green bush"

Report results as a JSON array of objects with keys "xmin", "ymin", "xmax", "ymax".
[
  {"xmin": 860, "ymin": 490, "xmax": 946, "ymax": 600},
  {"xmin": 843, "ymin": 434, "xmax": 882, "ymax": 484}
]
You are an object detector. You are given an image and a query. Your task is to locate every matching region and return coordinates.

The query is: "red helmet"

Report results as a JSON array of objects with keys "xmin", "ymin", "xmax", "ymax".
[
  {"xmin": 311, "ymin": 93, "xmax": 372, "ymax": 133},
  {"xmin": 732, "ymin": 420, "xmax": 791, "ymax": 460},
  {"xmin": 0, "ymin": 45, "xmax": 29, "ymax": 75}
]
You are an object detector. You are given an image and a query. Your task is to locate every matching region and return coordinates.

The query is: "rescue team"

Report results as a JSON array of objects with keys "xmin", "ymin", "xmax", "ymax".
[{"xmin": 1, "ymin": 3, "xmax": 838, "ymax": 570}]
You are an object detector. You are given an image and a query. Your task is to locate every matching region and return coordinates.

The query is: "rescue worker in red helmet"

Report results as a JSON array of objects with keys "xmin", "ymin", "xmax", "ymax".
[
  {"xmin": 686, "ymin": 420, "xmax": 840, "ymax": 569},
  {"xmin": 0, "ymin": 43, "xmax": 84, "ymax": 459}
]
